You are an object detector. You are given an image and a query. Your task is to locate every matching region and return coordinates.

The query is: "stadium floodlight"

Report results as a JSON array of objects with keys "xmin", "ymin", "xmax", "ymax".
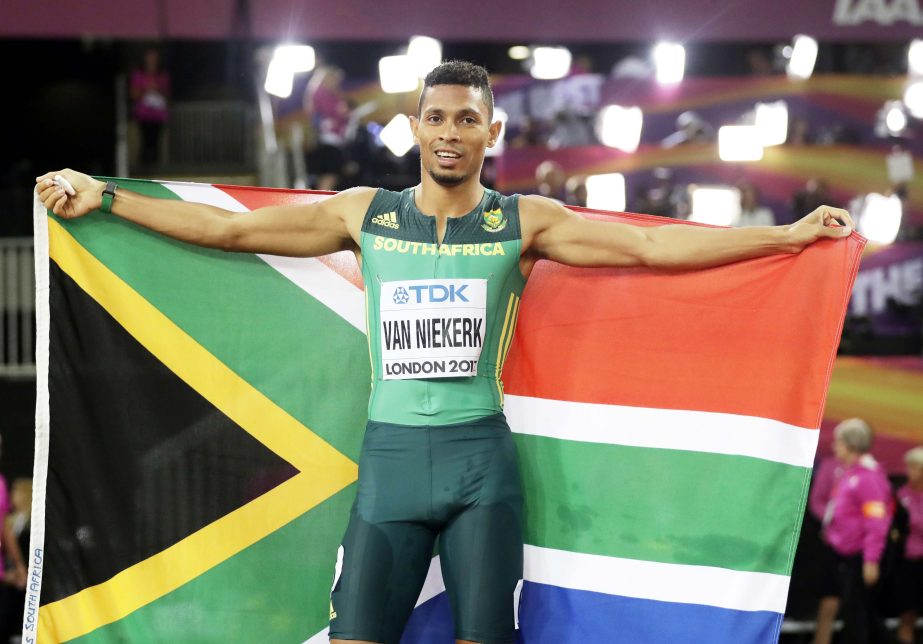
[
  {"xmin": 905, "ymin": 82, "xmax": 923, "ymax": 118},
  {"xmin": 596, "ymin": 105, "xmax": 643, "ymax": 153},
  {"xmin": 508, "ymin": 46, "xmax": 531, "ymax": 60},
  {"xmin": 379, "ymin": 55, "xmax": 419, "ymax": 93},
  {"xmin": 884, "ymin": 101, "xmax": 909, "ymax": 135},
  {"xmin": 586, "ymin": 173, "xmax": 627, "ymax": 211},
  {"xmin": 530, "ymin": 47, "xmax": 572, "ymax": 80},
  {"xmin": 379, "ymin": 114, "xmax": 415, "ymax": 157},
  {"xmin": 689, "ymin": 186, "xmax": 741, "ymax": 226},
  {"xmin": 858, "ymin": 193, "xmax": 902, "ymax": 245},
  {"xmin": 653, "ymin": 42, "xmax": 685, "ymax": 85},
  {"xmin": 264, "ymin": 56, "xmax": 294, "ymax": 98},
  {"xmin": 787, "ymin": 35, "xmax": 818, "ymax": 80},
  {"xmin": 273, "ymin": 44, "xmax": 316, "ymax": 74},
  {"xmin": 408, "ymin": 36, "xmax": 442, "ymax": 78},
  {"xmin": 909, "ymin": 40, "xmax": 923, "ymax": 76},
  {"xmin": 485, "ymin": 108, "xmax": 509, "ymax": 158},
  {"xmin": 755, "ymin": 101, "xmax": 788, "ymax": 147},
  {"xmin": 718, "ymin": 125, "xmax": 764, "ymax": 162}
]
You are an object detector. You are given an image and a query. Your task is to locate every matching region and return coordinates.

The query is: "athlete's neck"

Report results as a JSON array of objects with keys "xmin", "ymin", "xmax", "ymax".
[{"xmin": 414, "ymin": 175, "xmax": 485, "ymax": 219}]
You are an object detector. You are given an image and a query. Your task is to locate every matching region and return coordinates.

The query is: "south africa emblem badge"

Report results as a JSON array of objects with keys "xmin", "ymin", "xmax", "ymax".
[{"xmin": 481, "ymin": 208, "xmax": 507, "ymax": 233}]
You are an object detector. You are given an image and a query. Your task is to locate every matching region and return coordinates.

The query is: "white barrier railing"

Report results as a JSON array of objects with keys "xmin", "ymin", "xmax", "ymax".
[{"xmin": 0, "ymin": 237, "xmax": 35, "ymax": 378}]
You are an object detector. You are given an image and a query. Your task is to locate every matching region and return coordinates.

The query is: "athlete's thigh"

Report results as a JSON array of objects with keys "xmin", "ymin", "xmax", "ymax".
[
  {"xmin": 439, "ymin": 501, "xmax": 523, "ymax": 644},
  {"xmin": 329, "ymin": 510, "xmax": 436, "ymax": 644}
]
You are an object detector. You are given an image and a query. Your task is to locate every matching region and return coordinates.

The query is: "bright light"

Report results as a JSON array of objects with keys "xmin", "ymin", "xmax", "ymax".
[
  {"xmin": 718, "ymin": 125, "xmax": 764, "ymax": 162},
  {"xmin": 379, "ymin": 114, "xmax": 415, "ymax": 157},
  {"xmin": 585, "ymin": 173, "xmax": 626, "ymax": 211},
  {"xmin": 509, "ymin": 46, "xmax": 531, "ymax": 60},
  {"xmin": 272, "ymin": 44, "xmax": 316, "ymax": 73},
  {"xmin": 905, "ymin": 82, "xmax": 923, "ymax": 118},
  {"xmin": 858, "ymin": 193, "xmax": 902, "ymax": 245},
  {"xmin": 530, "ymin": 47, "xmax": 572, "ymax": 80},
  {"xmin": 264, "ymin": 57, "xmax": 294, "ymax": 98},
  {"xmin": 909, "ymin": 40, "xmax": 923, "ymax": 76},
  {"xmin": 755, "ymin": 101, "xmax": 788, "ymax": 147},
  {"xmin": 689, "ymin": 186, "xmax": 741, "ymax": 226},
  {"xmin": 787, "ymin": 35, "xmax": 818, "ymax": 80},
  {"xmin": 485, "ymin": 108, "xmax": 508, "ymax": 158},
  {"xmin": 408, "ymin": 36, "xmax": 442, "ymax": 78},
  {"xmin": 653, "ymin": 42, "xmax": 685, "ymax": 85},
  {"xmin": 596, "ymin": 105, "xmax": 643, "ymax": 153},
  {"xmin": 379, "ymin": 55, "xmax": 419, "ymax": 93},
  {"xmin": 885, "ymin": 101, "xmax": 908, "ymax": 135}
]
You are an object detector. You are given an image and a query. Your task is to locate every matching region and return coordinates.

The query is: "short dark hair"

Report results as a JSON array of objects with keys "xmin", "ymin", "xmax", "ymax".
[{"xmin": 418, "ymin": 60, "xmax": 494, "ymax": 119}]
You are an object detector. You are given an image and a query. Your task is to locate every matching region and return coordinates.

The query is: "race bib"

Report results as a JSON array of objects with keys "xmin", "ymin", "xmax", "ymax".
[{"xmin": 379, "ymin": 279, "xmax": 487, "ymax": 379}]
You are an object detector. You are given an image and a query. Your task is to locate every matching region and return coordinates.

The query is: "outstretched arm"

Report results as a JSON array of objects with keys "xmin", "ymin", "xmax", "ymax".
[
  {"xmin": 520, "ymin": 195, "xmax": 854, "ymax": 270},
  {"xmin": 35, "ymin": 169, "xmax": 375, "ymax": 257}
]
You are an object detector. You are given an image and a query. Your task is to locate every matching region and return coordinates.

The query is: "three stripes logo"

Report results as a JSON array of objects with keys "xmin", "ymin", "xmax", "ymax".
[{"xmin": 372, "ymin": 211, "xmax": 399, "ymax": 229}]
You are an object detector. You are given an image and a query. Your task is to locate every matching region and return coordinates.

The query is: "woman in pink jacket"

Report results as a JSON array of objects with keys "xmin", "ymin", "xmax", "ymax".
[
  {"xmin": 822, "ymin": 418, "xmax": 893, "ymax": 644},
  {"xmin": 897, "ymin": 447, "xmax": 923, "ymax": 644}
]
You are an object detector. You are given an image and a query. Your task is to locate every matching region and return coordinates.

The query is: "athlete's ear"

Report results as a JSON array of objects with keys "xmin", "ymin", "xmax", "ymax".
[
  {"xmin": 487, "ymin": 119, "xmax": 502, "ymax": 148},
  {"xmin": 409, "ymin": 114, "xmax": 420, "ymax": 145}
]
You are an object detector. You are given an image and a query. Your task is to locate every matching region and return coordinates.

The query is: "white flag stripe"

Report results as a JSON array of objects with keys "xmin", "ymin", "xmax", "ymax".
[
  {"xmin": 505, "ymin": 394, "xmax": 818, "ymax": 468},
  {"xmin": 162, "ymin": 183, "xmax": 366, "ymax": 332},
  {"xmin": 303, "ymin": 542, "xmax": 785, "ymax": 643},
  {"xmin": 524, "ymin": 545, "xmax": 790, "ymax": 614},
  {"xmin": 257, "ymin": 254, "xmax": 365, "ymax": 332}
]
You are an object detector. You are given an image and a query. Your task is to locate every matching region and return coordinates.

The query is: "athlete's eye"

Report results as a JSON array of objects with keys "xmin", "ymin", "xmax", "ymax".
[{"xmin": 427, "ymin": 115, "xmax": 442, "ymax": 124}]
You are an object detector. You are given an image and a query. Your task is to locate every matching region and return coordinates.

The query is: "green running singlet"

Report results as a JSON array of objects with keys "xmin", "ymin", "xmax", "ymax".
[{"xmin": 359, "ymin": 187, "xmax": 526, "ymax": 426}]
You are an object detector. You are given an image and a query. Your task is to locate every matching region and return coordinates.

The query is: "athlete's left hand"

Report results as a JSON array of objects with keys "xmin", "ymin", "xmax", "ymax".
[{"xmin": 785, "ymin": 205, "xmax": 854, "ymax": 251}]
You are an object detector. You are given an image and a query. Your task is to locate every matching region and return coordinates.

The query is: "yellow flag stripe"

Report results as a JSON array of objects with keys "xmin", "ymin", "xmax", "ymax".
[
  {"xmin": 41, "ymin": 219, "xmax": 357, "ymax": 642},
  {"xmin": 39, "ymin": 474, "xmax": 337, "ymax": 643}
]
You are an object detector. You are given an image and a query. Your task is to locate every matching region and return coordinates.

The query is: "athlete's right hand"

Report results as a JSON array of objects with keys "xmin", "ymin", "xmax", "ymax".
[{"xmin": 35, "ymin": 169, "xmax": 104, "ymax": 219}]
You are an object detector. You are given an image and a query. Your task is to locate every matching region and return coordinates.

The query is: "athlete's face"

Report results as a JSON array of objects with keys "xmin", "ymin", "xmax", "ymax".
[{"xmin": 411, "ymin": 85, "xmax": 502, "ymax": 188}]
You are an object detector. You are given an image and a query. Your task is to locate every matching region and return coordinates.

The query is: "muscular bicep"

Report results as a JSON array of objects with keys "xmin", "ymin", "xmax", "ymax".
[
  {"xmin": 227, "ymin": 187, "xmax": 373, "ymax": 256},
  {"xmin": 523, "ymin": 196, "xmax": 652, "ymax": 268}
]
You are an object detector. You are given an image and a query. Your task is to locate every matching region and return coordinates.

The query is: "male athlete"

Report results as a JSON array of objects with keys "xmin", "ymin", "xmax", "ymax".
[{"xmin": 37, "ymin": 61, "xmax": 853, "ymax": 644}]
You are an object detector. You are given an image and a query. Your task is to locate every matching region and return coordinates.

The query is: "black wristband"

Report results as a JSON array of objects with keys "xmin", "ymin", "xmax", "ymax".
[{"xmin": 101, "ymin": 181, "xmax": 117, "ymax": 214}]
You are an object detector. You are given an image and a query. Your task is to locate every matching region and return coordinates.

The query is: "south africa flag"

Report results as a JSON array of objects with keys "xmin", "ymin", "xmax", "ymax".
[{"xmin": 29, "ymin": 179, "xmax": 863, "ymax": 643}]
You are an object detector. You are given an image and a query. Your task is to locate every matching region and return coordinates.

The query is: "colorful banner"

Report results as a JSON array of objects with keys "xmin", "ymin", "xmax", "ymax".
[
  {"xmin": 5, "ymin": 0, "xmax": 922, "ymax": 40},
  {"xmin": 30, "ymin": 180, "xmax": 863, "ymax": 643}
]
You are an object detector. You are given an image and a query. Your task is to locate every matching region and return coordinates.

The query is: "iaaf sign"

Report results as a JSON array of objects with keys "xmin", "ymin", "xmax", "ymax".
[{"xmin": 833, "ymin": 0, "xmax": 923, "ymax": 25}]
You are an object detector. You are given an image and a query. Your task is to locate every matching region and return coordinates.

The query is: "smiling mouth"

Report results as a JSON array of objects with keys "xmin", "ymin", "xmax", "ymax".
[{"xmin": 435, "ymin": 150, "xmax": 462, "ymax": 160}]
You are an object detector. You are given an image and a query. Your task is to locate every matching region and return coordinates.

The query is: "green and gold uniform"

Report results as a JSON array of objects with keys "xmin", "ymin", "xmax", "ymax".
[{"xmin": 329, "ymin": 188, "xmax": 525, "ymax": 644}]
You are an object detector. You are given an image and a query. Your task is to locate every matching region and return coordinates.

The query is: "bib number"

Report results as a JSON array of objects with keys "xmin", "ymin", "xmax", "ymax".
[{"xmin": 379, "ymin": 279, "xmax": 487, "ymax": 380}]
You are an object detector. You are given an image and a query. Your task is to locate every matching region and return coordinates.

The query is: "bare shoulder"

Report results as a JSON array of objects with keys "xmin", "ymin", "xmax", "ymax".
[
  {"xmin": 314, "ymin": 186, "xmax": 378, "ymax": 236},
  {"xmin": 518, "ymin": 194, "xmax": 578, "ymax": 243}
]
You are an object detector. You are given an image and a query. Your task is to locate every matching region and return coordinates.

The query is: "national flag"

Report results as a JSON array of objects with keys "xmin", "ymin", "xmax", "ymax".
[{"xmin": 29, "ymin": 179, "xmax": 863, "ymax": 643}]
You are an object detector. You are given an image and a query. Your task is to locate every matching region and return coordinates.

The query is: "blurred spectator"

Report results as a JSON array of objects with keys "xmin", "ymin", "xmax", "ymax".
[
  {"xmin": 788, "ymin": 117, "xmax": 813, "ymax": 146},
  {"xmin": 816, "ymin": 121, "xmax": 861, "ymax": 146},
  {"xmin": 809, "ymin": 450, "xmax": 847, "ymax": 644},
  {"xmin": 661, "ymin": 111, "xmax": 714, "ymax": 148},
  {"xmin": 508, "ymin": 117, "xmax": 546, "ymax": 149},
  {"xmin": 547, "ymin": 110, "xmax": 596, "ymax": 150},
  {"xmin": 736, "ymin": 182, "xmax": 775, "ymax": 227},
  {"xmin": 793, "ymin": 178, "xmax": 834, "ymax": 217},
  {"xmin": 0, "ymin": 439, "xmax": 25, "ymax": 641},
  {"xmin": 130, "ymin": 48, "xmax": 170, "ymax": 167},
  {"xmin": 897, "ymin": 447, "xmax": 923, "ymax": 644},
  {"xmin": 535, "ymin": 160, "xmax": 567, "ymax": 202},
  {"xmin": 746, "ymin": 48, "xmax": 775, "ymax": 76},
  {"xmin": 303, "ymin": 65, "xmax": 352, "ymax": 191},
  {"xmin": 0, "ymin": 478, "xmax": 30, "ymax": 641},
  {"xmin": 564, "ymin": 175, "xmax": 587, "ymax": 208},
  {"xmin": 611, "ymin": 55, "xmax": 653, "ymax": 79},
  {"xmin": 822, "ymin": 418, "xmax": 892, "ymax": 644},
  {"xmin": 634, "ymin": 167, "xmax": 685, "ymax": 218}
]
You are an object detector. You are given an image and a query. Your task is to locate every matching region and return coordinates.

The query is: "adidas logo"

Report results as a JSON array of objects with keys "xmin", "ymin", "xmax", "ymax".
[{"xmin": 371, "ymin": 211, "xmax": 399, "ymax": 229}]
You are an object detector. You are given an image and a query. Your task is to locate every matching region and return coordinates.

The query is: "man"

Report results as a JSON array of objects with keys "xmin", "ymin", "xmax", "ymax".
[
  {"xmin": 37, "ymin": 61, "xmax": 853, "ymax": 644},
  {"xmin": 822, "ymin": 418, "xmax": 893, "ymax": 644},
  {"xmin": 897, "ymin": 446, "xmax": 923, "ymax": 644}
]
